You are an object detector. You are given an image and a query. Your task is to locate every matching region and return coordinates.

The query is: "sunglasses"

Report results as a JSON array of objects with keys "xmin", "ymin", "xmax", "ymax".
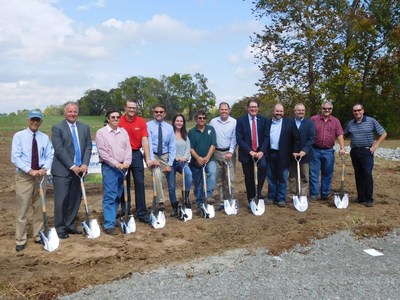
[
  {"xmin": 154, "ymin": 111, "xmax": 165, "ymax": 114},
  {"xmin": 353, "ymin": 109, "xmax": 363, "ymax": 112},
  {"xmin": 322, "ymin": 107, "xmax": 332, "ymax": 111},
  {"xmin": 110, "ymin": 116, "xmax": 120, "ymax": 120},
  {"xmin": 198, "ymin": 116, "xmax": 206, "ymax": 120},
  {"xmin": 30, "ymin": 118, "xmax": 41, "ymax": 122}
]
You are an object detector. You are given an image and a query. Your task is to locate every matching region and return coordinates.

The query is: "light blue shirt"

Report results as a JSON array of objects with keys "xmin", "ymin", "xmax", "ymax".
[
  {"xmin": 209, "ymin": 116, "xmax": 237, "ymax": 153},
  {"xmin": 295, "ymin": 117, "xmax": 303, "ymax": 129},
  {"xmin": 147, "ymin": 119, "xmax": 176, "ymax": 165},
  {"xmin": 270, "ymin": 118, "xmax": 283, "ymax": 150},
  {"xmin": 11, "ymin": 128, "xmax": 54, "ymax": 173}
]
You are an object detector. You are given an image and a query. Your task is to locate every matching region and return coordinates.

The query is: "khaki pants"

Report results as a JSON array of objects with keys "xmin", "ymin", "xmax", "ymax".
[
  {"xmin": 288, "ymin": 161, "xmax": 309, "ymax": 197},
  {"xmin": 214, "ymin": 150, "xmax": 236, "ymax": 203},
  {"xmin": 151, "ymin": 153, "xmax": 169, "ymax": 210},
  {"xmin": 15, "ymin": 171, "xmax": 46, "ymax": 246}
]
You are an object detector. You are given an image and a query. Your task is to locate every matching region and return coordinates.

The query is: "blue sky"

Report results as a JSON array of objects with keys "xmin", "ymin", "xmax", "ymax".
[{"xmin": 0, "ymin": 0, "xmax": 264, "ymax": 114}]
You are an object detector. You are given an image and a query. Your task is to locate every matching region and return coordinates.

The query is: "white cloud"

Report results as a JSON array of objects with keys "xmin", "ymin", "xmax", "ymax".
[{"xmin": 77, "ymin": 0, "xmax": 107, "ymax": 11}]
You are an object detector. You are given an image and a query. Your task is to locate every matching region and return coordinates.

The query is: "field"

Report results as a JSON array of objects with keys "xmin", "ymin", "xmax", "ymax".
[{"xmin": 0, "ymin": 115, "xmax": 399, "ymax": 299}]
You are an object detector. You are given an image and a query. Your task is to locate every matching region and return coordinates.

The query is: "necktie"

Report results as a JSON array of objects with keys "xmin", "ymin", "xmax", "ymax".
[
  {"xmin": 157, "ymin": 123, "xmax": 163, "ymax": 156},
  {"xmin": 71, "ymin": 124, "xmax": 82, "ymax": 166},
  {"xmin": 31, "ymin": 133, "xmax": 39, "ymax": 170},
  {"xmin": 251, "ymin": 117, "xmax": 257, "ymax": 151}
]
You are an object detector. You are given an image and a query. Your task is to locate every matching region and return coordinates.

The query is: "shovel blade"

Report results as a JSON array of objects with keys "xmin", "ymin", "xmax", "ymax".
[
  {"xmin": 40, "ymin": 228, "xmax": 60, "ymax": 252},
  {"xmin": 200, "ymin": 203, "xmax": 215, "ymax": 219},
  {"xmin": 150, "ymin": 211, "xmax": 166, "ymax": 229},
  {"xmin": 341, "ymin": 194, "xmax": 349, "ymax": 208},
  {"xmin": 293, "ymin": 195, "xmax": 307, "ymax": 212},
  {"xmin": 334, "ymin": 193, "xmax": 349, "ymax": 209},
  {"xmin": 121, "ymin": 215, "xmax": 136, "ymax": 234},
  {"xmin": 224, "ymin": 199, "xmax": 238, "ymax": 215},
  {"xmin": 82, "ymin": 219, "xmax": 101, "ymax": 239},
  {"xmin": 250, "ymin": 198, "xmax": 265, "ymax": 216},
  {"xmin": 179, "ymin": 206, "xmax": 192, "ymax": 222}
]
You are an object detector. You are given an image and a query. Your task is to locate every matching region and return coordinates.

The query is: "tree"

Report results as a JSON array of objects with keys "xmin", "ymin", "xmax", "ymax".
[
  {"xmin": 77, "ymin": 89, "xmax": 112, "ymax": 116},
  {"xmin": 44, "ymin": 105, "xmax": 63, "ymax": 116}
]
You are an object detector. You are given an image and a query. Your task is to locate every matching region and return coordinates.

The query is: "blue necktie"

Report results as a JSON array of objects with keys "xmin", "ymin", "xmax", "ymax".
[{"xmin": 71, "ymin": 124, "xmax": 82, "ymax": 166}]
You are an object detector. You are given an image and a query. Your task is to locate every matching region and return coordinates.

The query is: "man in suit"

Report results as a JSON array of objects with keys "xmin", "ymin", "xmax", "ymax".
[
  {"xmin": 288, "ymin": 103, "xmax": 315, "ymax": 197},
  {"xmin": 266, "ymin": 103, "xmax": 300, "ymax": 207},
  {"xmin": 236, "ymin": 99, "xmax": 268, "ymax": 205},
  {"xmin": 51, "ymin": 102, "xmax": 92, "ymax": 239}
]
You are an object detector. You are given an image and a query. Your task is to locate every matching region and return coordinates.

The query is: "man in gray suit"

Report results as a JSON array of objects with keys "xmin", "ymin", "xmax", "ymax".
[{"xmin": 51, "ymin": 102, "xmax": 92, "ymax": 239}]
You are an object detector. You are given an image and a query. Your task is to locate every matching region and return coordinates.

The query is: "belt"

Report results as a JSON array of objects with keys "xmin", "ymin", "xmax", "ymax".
[
  {"xmin": 352, "ymin": 146, "xmax": 371, "ymax": 150},
  {"xmin": 216, "ymin": 147, "xmax": 229, "ymax": 151},
  {"xmin": 313, "ymin": 145, "xmax": 332, "ymax": 150},
  {"xmin": 132, "ymin": 149, "xmax": 141, "ymax": 152},
  {"xmin": 269, "ymin": 149, "xmax": 279, "ymax": 152},
  {"xmin": 154, "ymin": 152, "xmax": 168, "ymax": 155}
]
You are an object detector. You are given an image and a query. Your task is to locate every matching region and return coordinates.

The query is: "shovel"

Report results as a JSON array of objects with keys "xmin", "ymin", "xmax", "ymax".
[
  {"xmin": 150, "ymin": 167, "xmax": 166, "ymax": 229},
  {"xmin": 120, "ymin": 169, "xmax": 136, "ymax": 233},
  {"xmin": 334, "ymin": 155, "xmax": 349, "ymax": 209},
  {"xmin": 250, "ymin": 157, "xmax": 265, "ymax": 216},
  {"xmin": 200, "ymin": 164, "xmax": 215, "ymax": 219},
  {"xmin": 223, "ymin": 160, "xmax": 238, "ymax": 215},
  {"xmin": 80, "ymin": 174, "xmax": 101, "ymax": 238},
  {"xmin": 38, "ymin": 177, "xmax": 60, "ymax": 252},
  {"xmin": 292, "ymin": 156, "xmax": 308, "ymax": 212},
  {"xmin": 178, "ymin": 162, "xmax": 192, "ymax": 222}
]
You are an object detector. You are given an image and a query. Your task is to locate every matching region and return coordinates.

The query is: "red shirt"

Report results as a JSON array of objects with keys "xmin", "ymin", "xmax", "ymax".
[
  {"xmin": 119, "ymin": 114, "xmax": 148, "ymax": 150},
  {"xmin": 310, "ymin": 114, "xmax": 343, "ymax": 148}
]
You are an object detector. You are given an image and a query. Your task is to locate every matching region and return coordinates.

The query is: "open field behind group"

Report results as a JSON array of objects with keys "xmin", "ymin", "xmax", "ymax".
[{"xmin": 0, "ymin": 116, "xmax": 399, "ymax": 299}]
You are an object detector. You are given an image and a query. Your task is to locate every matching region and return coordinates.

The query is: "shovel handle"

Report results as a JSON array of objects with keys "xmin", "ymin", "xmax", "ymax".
[{"xmin": 202, "ymin": 164, "xmax": 208, "ymax": 198}]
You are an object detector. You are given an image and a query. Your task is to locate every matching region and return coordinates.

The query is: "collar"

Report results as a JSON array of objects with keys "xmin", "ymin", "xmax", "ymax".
[
  {"xmin": 107, "ymin": 124, "xmax": 121, "ymax": 133},
  {"xmin": 353, "ymin": 116, "xmax": 367, "ymax": 123}
]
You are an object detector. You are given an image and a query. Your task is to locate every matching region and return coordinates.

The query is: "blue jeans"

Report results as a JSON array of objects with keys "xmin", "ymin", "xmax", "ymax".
[
  {"xmin": 266, "ymin": 151, "xmax": 289, "ymax": 202},
  {"xmin": 309, "ymin": 147, "xmax": 335, "ymax": 198},
  {"xmin": 191, "ymin": 161, "xmax": 216, "ymax": 207},
  {"xmin": 350, "ymin": 147, "xmax": 374, "ymax": 202},
  {"xmin": 168, "ymin": 161, "xmax": 193, "ymax": 204},
  {"xmin": 102, "ymin": 164, "xmax": 124, "ymax": 229}
]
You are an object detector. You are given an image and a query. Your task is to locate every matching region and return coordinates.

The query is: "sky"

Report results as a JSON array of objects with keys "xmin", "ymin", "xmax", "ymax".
[{"xmin": 0, "ymin": 0, "xmax": 264, "ymax": 114}]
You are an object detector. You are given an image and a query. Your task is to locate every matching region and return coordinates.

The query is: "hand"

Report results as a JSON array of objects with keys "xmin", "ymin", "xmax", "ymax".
[
  {"xmin": 224, "ymin": 152, "xmax": 233, "ymax": 160},
  {"xmin": 339, "ymin": 148, "xmax": 346, "ymax": 155},
  {"xmin": 164, "ymin": 165, "xmax": 172, "ymax": 174},
  {"xmin": 122, "ymin": 162, "xmax": 131, "ymax": 169},
  {"xmin": 80, "ymin": 164, "xmax": 88, "ymax": 175},
  {"xmin": 71, "ymin": 165, "xmax": 80, "ymax": 176},
  {"xmin": 370, "ymin": 145, "xmax": 377, "ymax": 154},
  {"xmin": 196, "ymin": 157, "xmax": 206, "ymax": 166}
]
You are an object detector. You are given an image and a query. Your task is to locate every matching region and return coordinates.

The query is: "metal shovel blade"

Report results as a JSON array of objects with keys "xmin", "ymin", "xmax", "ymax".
[
  {"xmin": 150, "ymin": 211, "xmax": 166, "ymax": 229},
  {"xmin": 293, "ymin": 195, "xmax": 308, "ymax": 212},
  {"xmin": 334, "ymin": 193, "xmax": 349, "ymax": 209},
  {"xmin": 250, "ymin": 198, "xmax": 265, "ymax": 216},
  {"xmin": 200, "ymin": 203, "xmax": 215, "ymax": 219},
  {"xmin": 121, "ymin": 215, "xmax": 136, "ymax": 234},
  {"xmin": 82, "ymin": 219, "xmax": 101, "ymax": 238},
  {"xmin": 224, "ymin": 199, "xmax": 238, "ymax": 215},
  {"xmin": 179, "ymin": 205, "xmax": 193, "ymax": 222},
  {"xmin": 39, "ymin": 228, "xmax": 60, "ymax": 252}
]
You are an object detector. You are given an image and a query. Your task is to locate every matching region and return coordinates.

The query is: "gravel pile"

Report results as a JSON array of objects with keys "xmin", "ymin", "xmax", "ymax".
[
  {"xmin": 335, "ymin": 145, "xmax": 400, "ymax": 161},
  {"xmin": 61, "ymin": 230, "xmax": 400, "ymax": 300}
]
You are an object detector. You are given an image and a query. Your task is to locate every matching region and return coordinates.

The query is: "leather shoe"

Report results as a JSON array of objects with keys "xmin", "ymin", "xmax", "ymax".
[
  {"xmin": 16, "ymin": 244, "xmax": 26, "ymax": 252},
  {"xmin": 57, "ymin": 232, "xmax": 69, "ymax": 239},
  {"xmin": 66, "ymin": 227, "xmax": 82, "ymax": 235},
  {"xmin": 34, "ymin": 239, "xmax": 42, "ymax": 244},
  {"xmin": 138, "ymin": 216, "xmax": 151, "ymax": 224},
  {"xmin": 104, "ymin": 228, "xmax": 117, "ymax": 235}
]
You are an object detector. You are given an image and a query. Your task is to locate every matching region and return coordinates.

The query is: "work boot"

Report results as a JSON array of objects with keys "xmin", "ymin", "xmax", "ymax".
[
  {"xmin": 206, "ymin": 196, "xmax": 215, "ymax": 205},
  {"xmin": 171, "ymin": 202, "xmax": 178, "ymax": 217},
  {"xmin": 184, "ymin": 191, "xmax": 191, "ymax": 209}
]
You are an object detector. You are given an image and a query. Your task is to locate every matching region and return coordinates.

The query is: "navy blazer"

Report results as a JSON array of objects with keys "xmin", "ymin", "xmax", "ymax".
[
  {"xmin": 51, "ymin": 120, "xmax": 92, "ymax": 177},
  {"xmin": 266, "ymin": 118, "xmax": 300, "ymax": 168},
  {"xmin": 236, "ymin": 114, "xmax": 269, "ymax": 164},
  {"xmin": 294, "ymin": 117, "xmax": 315, "ymax": 163}
]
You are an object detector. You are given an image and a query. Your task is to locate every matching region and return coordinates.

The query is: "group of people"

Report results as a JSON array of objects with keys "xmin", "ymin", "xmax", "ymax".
[{"xmin": 11, "ymin": 98, "xmax": 387, "ymax": 251}]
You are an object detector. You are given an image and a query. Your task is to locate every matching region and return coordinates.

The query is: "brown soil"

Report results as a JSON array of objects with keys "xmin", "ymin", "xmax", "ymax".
[{"xmin": 1, "ymin": 131, "xmax": 399, "ymax": 299}]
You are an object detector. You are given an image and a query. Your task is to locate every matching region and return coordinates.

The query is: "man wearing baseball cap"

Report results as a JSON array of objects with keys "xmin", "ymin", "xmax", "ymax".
[{"xmin": 11, "ymin": 110, "xmax": 53, "ymax": 251}]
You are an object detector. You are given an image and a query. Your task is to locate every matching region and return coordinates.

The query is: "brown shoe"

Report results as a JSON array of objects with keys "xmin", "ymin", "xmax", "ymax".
[{"xmin": 104, "ymin": 228, "xmax": 117, "ymax": 235}]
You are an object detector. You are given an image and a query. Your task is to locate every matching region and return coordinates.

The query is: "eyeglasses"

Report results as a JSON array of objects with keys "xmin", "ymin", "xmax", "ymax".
[
  {"xmin": 198, "ymin": 117, "xmax": 206, "ymax": 120},
  {"xmin": 154, "ymin": 111, "xmax": 165, "ymax": 114},
  {"xmin": 110, "ymin": 116, "xmax": 120, "ymax": 120},
  {"xmin": 353, "ymin": 109, "xmax": 363, "ymax": 112},
  {"xmin": 30, "ymin": 118, "xmax": 41, "ymax": 122},
  {"xmin": 322, "ymin": 107, "xmax": 332, "ymax": 111},
  {"xmin": 126, "ymin": 106, "xmax": 136, "ymax": 110}
]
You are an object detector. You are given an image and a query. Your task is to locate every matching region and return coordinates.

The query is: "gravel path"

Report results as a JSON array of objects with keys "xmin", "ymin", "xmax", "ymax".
[{"xmin": 61, "ymin": 230, "xmax": 400, "ymax": 300}]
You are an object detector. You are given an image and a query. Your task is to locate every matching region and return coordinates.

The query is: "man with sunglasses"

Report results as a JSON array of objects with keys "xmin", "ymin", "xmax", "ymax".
[
  {"xmin": 309, "ymin": 100, "xmax": 345, "ymax": 201},
  {"xmin": 188, "ymin": 110, "xmax": 217, "ymax": 211},
  {"xmin": 11, "ymin": 110, "xmax": 53, "ymax": 251},
  {"xmin": 344, "ymin": 103, "xmax": 387, "ymax": 207},
  {"xmin": 95, "ymin": 109, "xmax": 131, "ymax": 235},
  {"xmin": 147, "ymin": 104, "xmax": 176, "ymax": 216}
]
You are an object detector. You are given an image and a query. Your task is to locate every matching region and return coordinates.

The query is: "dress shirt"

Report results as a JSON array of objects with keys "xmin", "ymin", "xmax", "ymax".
[
  {"xmin": 270, "ymin": 118, "xmax": 283, "ymax": 150},
  {"xmin": 295, "ymin": 117, "xmax": 303, "ymax": 129},
  {"xmin": 310, "ymin": 114, "xmax": 343, "ymax": 148},
  {"xmin": 147, "ymin": 119, "xmax": 176, "ymax": 165},
  {"xmin": 247, "ymin": 114, "xmax": 259, "ymax": 150},
  {"xmin": 95, "ymin": 125, "xmax": 132, "ymax": 167},
  {"xmin": 210, "ymin": 116, "xmax": 237, "ymax": 153},
  {"xmin": 11, "ymin": 129, "xmax": 54, "ymax": 173}
]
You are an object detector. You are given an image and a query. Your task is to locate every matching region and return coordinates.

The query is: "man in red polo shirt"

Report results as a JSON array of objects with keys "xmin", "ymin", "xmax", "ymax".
[{"xmin": 118, "ymin": 100, "xmax": 151, "ymax": 223}]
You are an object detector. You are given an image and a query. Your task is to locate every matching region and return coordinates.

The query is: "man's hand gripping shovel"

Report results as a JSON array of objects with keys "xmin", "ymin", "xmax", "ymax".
[
  {"xmin": 223, "ymin": 160, "xmax": 238, "ymax": 215},
  {"xmin": 120, "ymin": 169, "xmax": 136, "ymax": 234},
  {"xmin": 38, "ymin": 176, "xmax": 60, "ymax": 252},
  {"xmin": 292, "ymin": 156, "xmax": 308, "ymax": 212},
  {"xmin": 200, "ymin": 164, "xmax": 215, "ymax": 219},
  {"xmin": 150, "ymin": 167, "xmax": 166, "ymax": 229},
  {"xmin": 249, "ymin": 157, "xmax": 265, "ymax": 216},
  {"xmin": 80, "ymin": 174, "xmax": 101, "ymax": 238},
  {"xmin": 178, "ymin": 162, "xmax": 192, "ymax": 222},
  {"xmin": 334, "ymin": 154, "xmax": 349, "ymax": 209}
]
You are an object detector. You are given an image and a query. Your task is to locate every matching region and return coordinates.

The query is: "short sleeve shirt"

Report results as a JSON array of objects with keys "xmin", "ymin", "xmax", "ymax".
[
  {"xmin": 118, "ymin": 114, "xmax": 148, "ymax": 150},
  {"xmin": 188, "ymin": 125, "xmax": 217, "ymax": 168}
]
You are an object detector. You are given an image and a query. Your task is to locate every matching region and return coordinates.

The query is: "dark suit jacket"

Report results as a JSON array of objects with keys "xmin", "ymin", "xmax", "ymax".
[
  {"xmin": 236, "ymin": 114, "xmax": 269, "ymax": 164},
  {"xmin": 295, "ymin": 117, "xmax": 315, "ymax": 163},
  {"xmin": 51, "ymin": 120, "xmax": 92, "ymax": 177},
  {"xmin": 266, "ymin": 118, "xmax": 300, "ymax": 167}
]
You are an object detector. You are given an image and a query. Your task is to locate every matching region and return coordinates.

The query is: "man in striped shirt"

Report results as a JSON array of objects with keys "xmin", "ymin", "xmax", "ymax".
[{"xmin": 344, "ymin": 103, "xmax": 387, "ymax": 207}]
